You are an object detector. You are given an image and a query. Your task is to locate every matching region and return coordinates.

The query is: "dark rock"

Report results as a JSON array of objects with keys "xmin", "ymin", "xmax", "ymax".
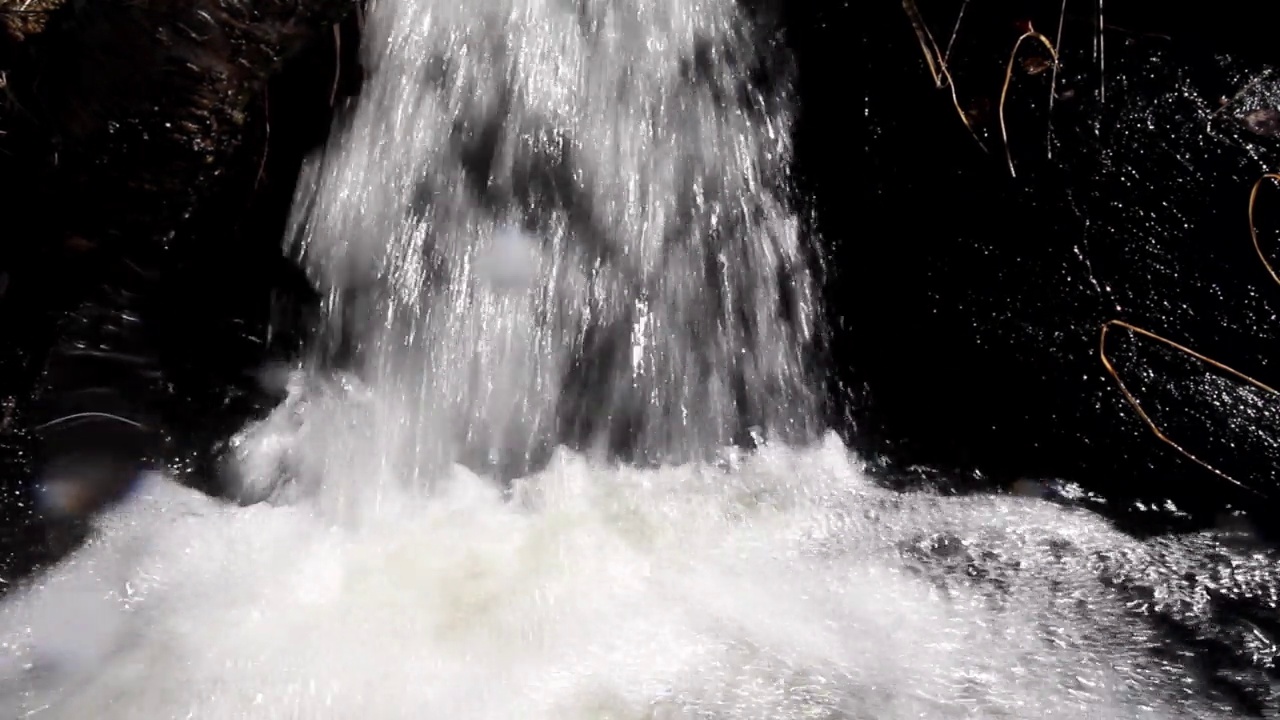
[
  {"xmin": 0, "ymin": 0, "xmax": 359, "ymax": 588},
  {"xmin": 838, "ymin": 0, "xmax": 1280, "ymax": 534},
  {"xmin": 1243, "ymin": 108, "xmax": 1280, "ymax": 137},
  {"xmin": 0, "ymin": 0, "xmax": 60, "ymax": 44}
]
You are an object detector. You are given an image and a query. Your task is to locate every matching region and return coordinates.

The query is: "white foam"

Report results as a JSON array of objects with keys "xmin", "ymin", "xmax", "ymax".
[{"xmin": 0, "ymin": 435, "xmax": 1244, "ymax": 719}]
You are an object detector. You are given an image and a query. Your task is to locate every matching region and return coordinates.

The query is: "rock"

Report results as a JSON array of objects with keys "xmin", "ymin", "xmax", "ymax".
[
  {"xmin": 0, "ymin": 0, "xmax": 360, "ymax": 588},
  {"xmin": 844, "ymin": 1, "xmax": 1280, "ymax": 530},
  {"xmin": 0, "ymin": 0, "xmax": 61, "ymax": 44}
]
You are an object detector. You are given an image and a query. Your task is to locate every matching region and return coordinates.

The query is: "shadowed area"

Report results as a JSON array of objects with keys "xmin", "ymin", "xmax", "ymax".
[{"xmin": 840, "ymin": 0, "xmax": 1280, "ymax": 536}]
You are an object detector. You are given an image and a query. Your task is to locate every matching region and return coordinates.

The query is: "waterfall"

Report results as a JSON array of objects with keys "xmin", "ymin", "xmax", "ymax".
[
  {"xmin": 253, "ymin": 0, "xmax": 819, "ymax": 506},
  {"xmin": 2, "ymin": 4, "xmax": 1258, "ymax": 718}
]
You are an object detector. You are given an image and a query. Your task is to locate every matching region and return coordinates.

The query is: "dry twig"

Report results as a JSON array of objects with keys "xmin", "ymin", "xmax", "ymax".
[
  {"xmin": 1099, "ymin": 319, "xmax": 1272, "ymax": 494},
  {"xmin": 902, "ymin": 0, "xmax": 987, "ymax": 151},
  {"xmin": 255, "ymin": 89, "xmax": 270, "ymax": 190},
  {"xmin": 999, "ymin": 25, "xmax": 1059, "ymax": 177},
  {"xmin": 1097, "ymin": 175, "xmax": 1280, "ymax": 493},
  {"xmin": 330, "ymin": 23, "xmax": 342, "ymax": 107},
  {"xmin": 1248, "ymin": 173, "xmax": 1280, "ymax": 287}
]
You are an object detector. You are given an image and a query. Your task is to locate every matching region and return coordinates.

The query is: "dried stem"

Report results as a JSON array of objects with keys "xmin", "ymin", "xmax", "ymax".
[
  {"xmin": 943, "ymin": 0, "xmax": 969, "ymax": 64},
  {"xmin": 1248, "ymin": 173, "xmax": 1280, "ymax": 287},
  {"xmin": 902, "ymin": 0, "xmax": 987, "ymax": 152},
  {"xmin": 999, "ymin": 26, "xmax": 1059, "ymax": 177},
  {"xmin": 1099, "ymin": 319, "xmax": 1272, "ymax": 494},
  {"xmin": 330, "ymin": 23, "xmax": 342, "ymax": 107},
  {"xmin": 1046, "ymin": 0, "xmax": 1068, "ymax": 156},
  {"xmin": 255, "ymin": 88, "xmax": 271, "ymax": 190}
]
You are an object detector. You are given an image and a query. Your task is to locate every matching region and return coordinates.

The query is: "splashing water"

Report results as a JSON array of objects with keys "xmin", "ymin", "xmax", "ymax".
[
  {"xmin": 273, "ymin": 0, "xmax": 820, "ymax": 497},
  {"xmin": 0, "ymin": 423, "xmax": 1264, "ymax": 718},
  {"xmin": 2, "ymin": 0, "xmax": 1277, "ymax": 717}
]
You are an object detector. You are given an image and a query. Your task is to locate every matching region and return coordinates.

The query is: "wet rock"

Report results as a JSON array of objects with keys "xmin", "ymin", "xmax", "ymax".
[
  {"xmin": 0, "ymin": 0, "xmax": 61, "ymax": 44},
  {"xmin": 845, "ymin": 0, "xmax": 1280, "ymax": 531},
  {"xmin": 0, "ymin": 0, "xmax": 360, "ymax": 589},
  {"xmin": 1242, "ymin": 108, "xmax": 1280, "ymax": 137}
]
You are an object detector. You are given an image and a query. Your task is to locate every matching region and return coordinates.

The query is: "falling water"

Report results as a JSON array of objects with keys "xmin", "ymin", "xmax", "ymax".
[
  {"xmin": 1, "ymin": 1, "xmax": 1276, "ymax": 718},
  {"xmin": 259, "ymin": 0, "xmax": 820, "ymax": 507}
]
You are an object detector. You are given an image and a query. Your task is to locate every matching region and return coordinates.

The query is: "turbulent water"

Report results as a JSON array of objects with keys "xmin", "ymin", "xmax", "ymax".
[
  {"xmin": 1, "ymin": 0, "xmax": 1279, "ymax": 717},
  {"xmin": 1, "ymin": 423, "xmax": 1273, "ymax": 719},
  {"xmin": 276, "ymin": 0, "xmax": 820, "ymax": 495}
]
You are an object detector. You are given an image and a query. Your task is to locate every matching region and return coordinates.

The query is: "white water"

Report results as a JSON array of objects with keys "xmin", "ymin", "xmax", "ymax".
[
  {"xmin": 0, "ymin": 415, "xmax": 1258, "ymax": 718},
  {"xmin": 2, "ymin": 0, "xmax": 1276, "ymax": 716},
  {"xmin": 282, "ymin": 0, "xmax": 820, "ymax": 488}
]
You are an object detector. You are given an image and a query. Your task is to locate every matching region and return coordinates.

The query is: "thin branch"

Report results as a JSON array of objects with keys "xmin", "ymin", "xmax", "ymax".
[
  {"xmin": 1248, "ymin": 173, "xmax": 1280, "ymax": 287},
  {"xmin": 943, "ymin": 0, "xmax": 969, "ymax": 64},
  {"xmin": 330, "ymin": 23, "xmax": 342, "ymax": 107},
  {"xmin": 999, "ymin": 26, "xmax": 1060, "ymax": 177},
  {"xmin": 1099, "ymin": 319, "xmax": 1273, "ymax": 495},
  {"xmin": 902, "ymin": 0, "xmax": 987, "ymax": 152},
  {"xmin": 1097, "ymin": 0, "xmax": 1106, "ymax": 104},
  {"xmin": 1046, "ymin": 0, "xmax": 1068, "ymax": 157},
  {"xmin": 255, "ymin": 88, "xmax": 271, "ymax": 190}
]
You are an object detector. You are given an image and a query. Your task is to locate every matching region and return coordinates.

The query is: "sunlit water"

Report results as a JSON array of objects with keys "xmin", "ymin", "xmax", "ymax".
[{"xmin": 2, "ymin": 0, "xmax": 1277, "ymax": 716}]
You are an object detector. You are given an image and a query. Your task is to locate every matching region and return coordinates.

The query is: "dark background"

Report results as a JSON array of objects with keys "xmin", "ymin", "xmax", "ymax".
[{"xmin": 807, "ymin": 1, "xmax": 1280, "ymax": 535}]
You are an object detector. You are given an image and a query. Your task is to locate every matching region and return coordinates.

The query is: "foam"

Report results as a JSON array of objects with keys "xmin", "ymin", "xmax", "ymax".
[{"xmin": 0, "ymin": 435, "xmax": 1246, "ymax": 718}]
